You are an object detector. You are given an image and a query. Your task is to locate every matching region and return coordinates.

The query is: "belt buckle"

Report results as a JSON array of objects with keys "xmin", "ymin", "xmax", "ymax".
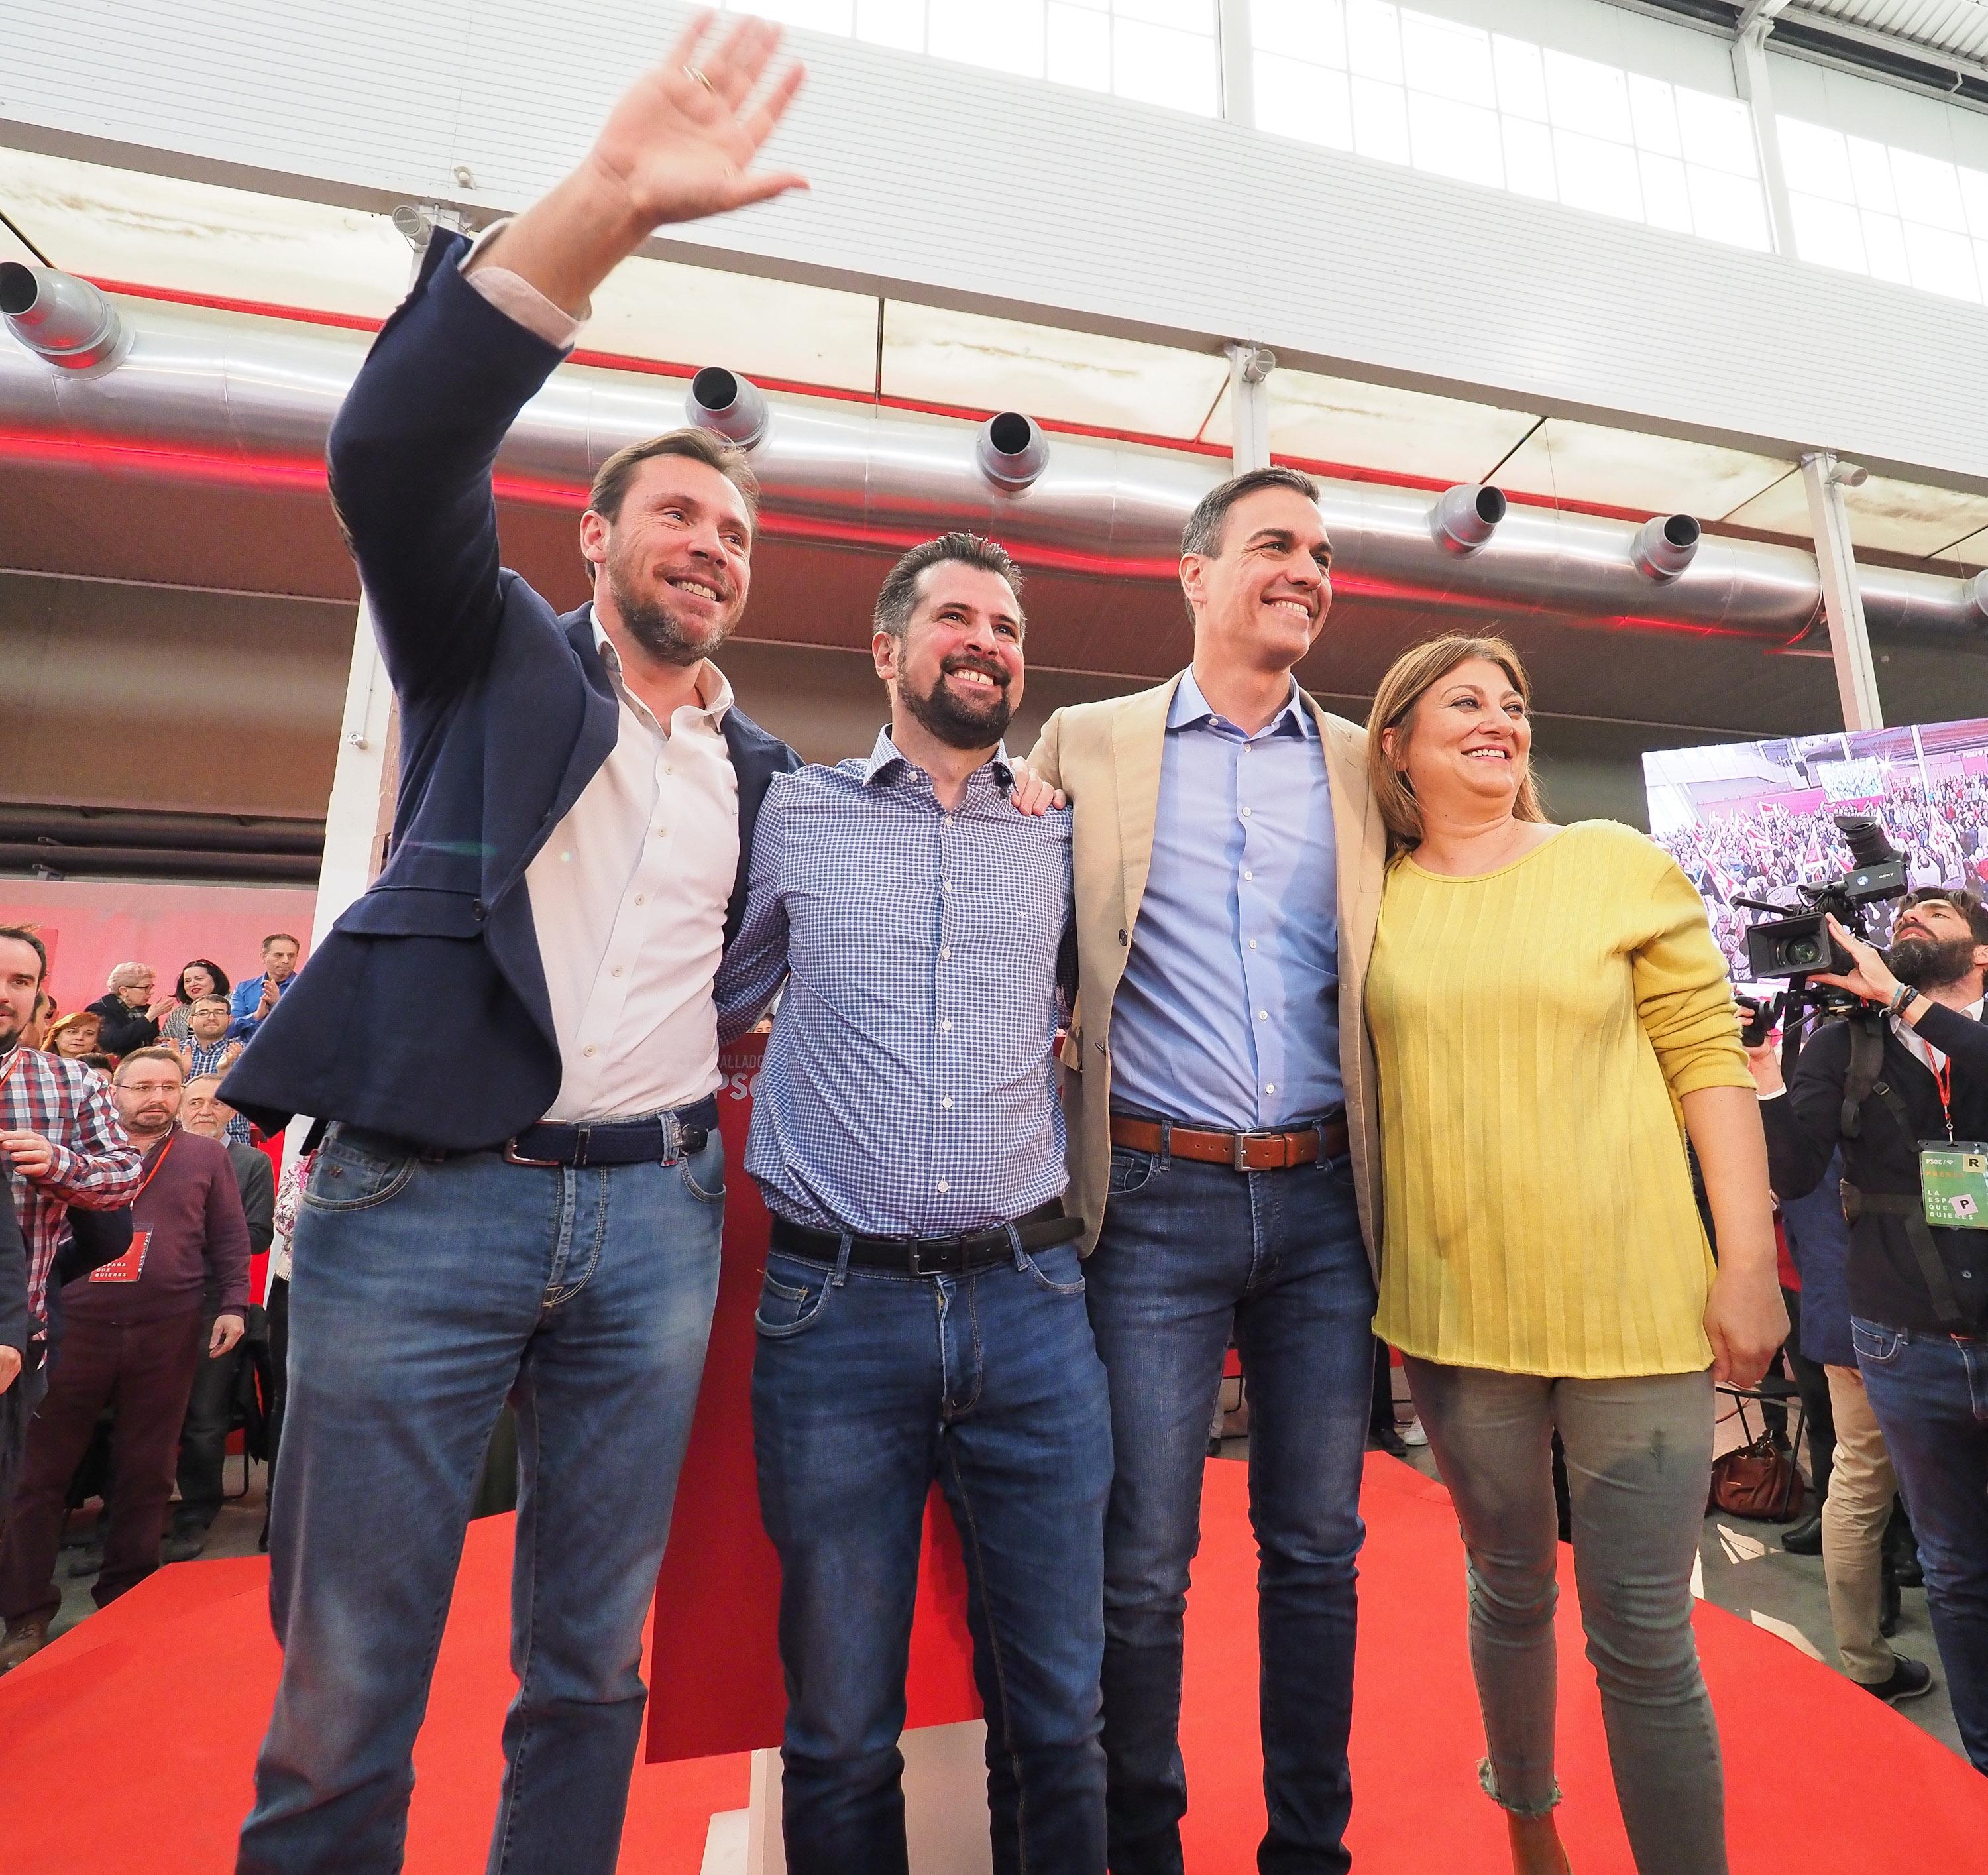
[
  {"xmin": 1232, "ymin": 1131, "xmax": 1267, "ymax": 1172},
  {"xmin": 910, "ymin": 1235, "xmax": 964, "ymax": 1277},
  {"xmin": 502, "ymin": 1137, "xmax": 562, "ymax": 1168}
]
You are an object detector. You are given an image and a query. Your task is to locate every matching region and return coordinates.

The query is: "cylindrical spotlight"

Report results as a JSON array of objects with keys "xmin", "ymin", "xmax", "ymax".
[
  {"xmin": 977, "ymin": 412, "xmax": 1050, "ymax": 491},
  {"xmin": 1632, "ymin": 514, "xmax": 1702, "ymax": 581},
  {"xmin": 0, "ymin": 264, "xmax": 130, "ymax": 374},
  {"xmin": 687, "ymin": 366, "xmax": 769, "ymax": 449},
  {"xmin": 1429, "ymin": 484, "xmax": 1506, "ymax": 554}
]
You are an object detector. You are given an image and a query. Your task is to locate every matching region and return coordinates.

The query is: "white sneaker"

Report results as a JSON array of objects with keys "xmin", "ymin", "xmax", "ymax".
[{"xmin": 1402, "ymin": 1416, "xmax": 1429, "ymax": 1448}]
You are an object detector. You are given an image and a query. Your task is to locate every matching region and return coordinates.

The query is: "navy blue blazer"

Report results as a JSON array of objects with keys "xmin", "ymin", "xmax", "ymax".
[{"xmin": 223, "ymin": 232, "xmax": 799, "ymax": 1150}]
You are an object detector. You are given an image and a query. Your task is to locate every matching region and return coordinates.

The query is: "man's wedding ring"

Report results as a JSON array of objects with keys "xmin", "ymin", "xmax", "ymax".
[{"xmin": 685, "ymin": 65, "xmax": 716, "ymax": 95}]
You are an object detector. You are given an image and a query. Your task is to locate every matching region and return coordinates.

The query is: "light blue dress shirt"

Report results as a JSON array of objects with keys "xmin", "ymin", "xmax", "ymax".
[
  {"xmin": 1107, "ymin": 669, "xmax": 1341, "ymax": 1130},
  {"xmin": 714, "ymin": 730, "xmax": 1074, "ymax": 1235}
]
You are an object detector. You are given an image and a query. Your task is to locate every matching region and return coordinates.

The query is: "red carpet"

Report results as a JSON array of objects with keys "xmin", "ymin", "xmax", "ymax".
[{"xmin": 3, "ymin": 1453, "xmax": 1983, "ymax": 1872}]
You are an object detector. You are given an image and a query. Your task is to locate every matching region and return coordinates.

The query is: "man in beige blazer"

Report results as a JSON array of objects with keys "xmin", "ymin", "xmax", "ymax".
[{"xmin": 1024, "ymin": 465, "xmax": 1386, "ymax": 1875}]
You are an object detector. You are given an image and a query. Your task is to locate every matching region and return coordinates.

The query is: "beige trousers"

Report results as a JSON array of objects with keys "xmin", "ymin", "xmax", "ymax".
[{"xmin": 1821, "ymin": 1364, "xmax": 1897, "ymax": 1685}]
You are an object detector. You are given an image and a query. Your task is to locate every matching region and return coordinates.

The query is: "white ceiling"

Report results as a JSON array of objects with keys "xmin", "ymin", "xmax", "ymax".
[
  {"xmin": 1201, "ymin": 367, "xmax": 1539, "ymax": 482},
  {"xmin": 1494, "ymin": 418, "xmax": 1796, "ymax": 518},
  {"xmin": 1792, "ymin": 0, "xmax": 1988, "ymax": 70},
  {"xmin": 1726, "ymin": 467, "xmax": 1988, "ymax": 555},
  {"xmin": 879, "ymin": 300, "xmax": 1230, "ymax": 436}
]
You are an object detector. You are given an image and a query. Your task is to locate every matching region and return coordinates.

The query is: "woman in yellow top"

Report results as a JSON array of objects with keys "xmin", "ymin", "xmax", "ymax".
[{"xmin": 1363, "ymin": 635, "xmax": 1786, "ymax": 1875}]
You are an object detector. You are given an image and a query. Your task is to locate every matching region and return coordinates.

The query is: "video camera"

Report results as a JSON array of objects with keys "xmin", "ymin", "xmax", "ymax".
[
  {"xmin": 1733, "ymin": 813, "xmax": 1908, "ymax": 1074},
  {"xmin": 1735, "ymin": 815, "xmax": 1907, "ymax": 982}
]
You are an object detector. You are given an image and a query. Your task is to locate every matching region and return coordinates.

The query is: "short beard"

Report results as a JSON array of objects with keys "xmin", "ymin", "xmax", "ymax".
[
  {"xmin": 902, "ymin": 663, "xmax": 1013, "ymax": 752},
  {"xmin": 1888, "ymin": 932, "xmax": 1977, "ymax": 990},
  {"xmin": 604, "ymin": 555, "xmax": 733, "ymax": 668}
]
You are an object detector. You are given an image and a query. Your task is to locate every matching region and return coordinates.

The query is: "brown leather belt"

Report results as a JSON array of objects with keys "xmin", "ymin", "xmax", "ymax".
[{"xmin": 1109, "ymin": 1113, "xmax": 1347, "ymax": 1171}]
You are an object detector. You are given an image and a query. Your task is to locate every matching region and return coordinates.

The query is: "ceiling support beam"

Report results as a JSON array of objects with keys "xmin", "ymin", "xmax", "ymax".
[
  {"xmin": 1217, "ymin": 0, "xmax": 1257, "ymax": 129},
  {"xmin": 1732, "ymin": 15, "xmax": 1796, "ymax": 258},
  {"xmin": 1225, "ymin": 341, "xmax": 1274, "ymax": 475},
  {"xmin": 1802, "ymin": 449, "xmax": 1885, "ymax": 731}
]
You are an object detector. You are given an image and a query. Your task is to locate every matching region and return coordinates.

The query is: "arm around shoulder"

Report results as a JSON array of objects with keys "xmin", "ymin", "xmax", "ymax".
[{"xmin": 1023, "ymin": 709, "xmax": 1064, "ymax": 794}]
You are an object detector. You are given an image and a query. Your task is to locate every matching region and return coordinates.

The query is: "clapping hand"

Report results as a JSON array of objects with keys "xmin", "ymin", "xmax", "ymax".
[{"xmin": 582, "ymin": 11, "xmax": 808, "ymax": 231}]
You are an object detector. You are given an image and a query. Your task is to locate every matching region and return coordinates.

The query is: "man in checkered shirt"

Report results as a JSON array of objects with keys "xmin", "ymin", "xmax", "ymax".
[
  {"xmin": 716, "ymin": 533, "xmax": 1111, "ymax": 1875},
  {"xmin": 0, "ymin": 927, "xmax": 143, "ymax": 1521}
]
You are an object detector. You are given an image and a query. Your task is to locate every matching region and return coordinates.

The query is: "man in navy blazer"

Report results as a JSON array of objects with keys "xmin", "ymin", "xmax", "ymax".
[{"xmin": 229, "ymin": 20, "xmax": 811, "ymax": 1874}]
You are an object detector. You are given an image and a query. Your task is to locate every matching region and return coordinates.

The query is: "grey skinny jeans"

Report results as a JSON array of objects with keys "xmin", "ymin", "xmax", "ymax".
[{"xmin": 1402, "ymin": 1360, "xmax": 1728, "ymax": 1875}]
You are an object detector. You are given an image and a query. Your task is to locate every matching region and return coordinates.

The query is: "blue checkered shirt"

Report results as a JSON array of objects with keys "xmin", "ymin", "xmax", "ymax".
[
  {"xmin": 715, "ymin": 729, "xmax": 1074, "ymax": 1236},
  {"xmin": 185, "ymin": 1039, "xmax": 254, "ymax": 1144}
]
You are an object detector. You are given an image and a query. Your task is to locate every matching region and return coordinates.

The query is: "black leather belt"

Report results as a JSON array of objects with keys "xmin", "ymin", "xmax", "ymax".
[
  {"xmin": 501, "ymin": 1096, "xmax": 718, "ymax": 1168},
  {"xmin": 769, "ymin": 1199, "xmax": 1081, "ymax": 1277},
  {"xmin": 332, "ymin": 1098, "xmax": 720, "ymax": 1169}
]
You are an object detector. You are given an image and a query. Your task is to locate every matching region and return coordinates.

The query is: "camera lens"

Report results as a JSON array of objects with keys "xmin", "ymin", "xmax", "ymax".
[{"xmin": 1788, "ymin": 937, "xmax": 1822, "ymax": 967}]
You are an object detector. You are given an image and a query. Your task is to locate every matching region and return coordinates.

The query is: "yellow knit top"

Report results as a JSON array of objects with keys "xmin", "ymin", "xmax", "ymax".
[{"xmin": 1367, "ymin": 819, "xmax": 1752, "ymax": 1379}]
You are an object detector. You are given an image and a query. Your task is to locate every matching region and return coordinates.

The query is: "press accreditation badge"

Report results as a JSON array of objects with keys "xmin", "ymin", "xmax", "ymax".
[
  {"xmin": 87, "ymin": 1228, "xmax": 152, "ymax": 1282},
  {"xmin": 1920, "ymin": 1145, "xmax": 1988, "ymax": 1231}
]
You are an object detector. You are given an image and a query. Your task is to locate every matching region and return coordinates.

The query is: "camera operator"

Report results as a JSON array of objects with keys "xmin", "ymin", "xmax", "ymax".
[{"xmin": 1746, "ymin": 889, "xmax": 1988, "ymax": 1771}]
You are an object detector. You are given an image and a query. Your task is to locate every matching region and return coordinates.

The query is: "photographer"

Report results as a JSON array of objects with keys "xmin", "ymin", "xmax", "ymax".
[{"xmin": 1746, "ymin": 889, "xmax": 1988, "ymax": 1771}]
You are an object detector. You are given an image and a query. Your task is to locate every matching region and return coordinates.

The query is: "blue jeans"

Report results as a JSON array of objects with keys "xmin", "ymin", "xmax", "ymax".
[
  {"xmin": 237, "ymin": 1121, "xmax": 726, "ymax": 1874},
  {"xmin": 1085, "ymin": 1143, "xmax": 1376, "ymax": 1875},
  {"xmin": 1852, "ymin": 1316, "xmax": 1988, "ymax": 1772},
  {"xmin": 751, "ymin": 1233, "xmax": 1113, "ymax": 1875}
]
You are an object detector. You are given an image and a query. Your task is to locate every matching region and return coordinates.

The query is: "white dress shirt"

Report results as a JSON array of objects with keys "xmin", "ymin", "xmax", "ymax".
[
  {"xmin": 526, "ymin": 629, "xmax": 740, "ymax": 1123},
  {"xmin": 462, "ymin": 253, "xmax": 741, "ymax": 1125}
]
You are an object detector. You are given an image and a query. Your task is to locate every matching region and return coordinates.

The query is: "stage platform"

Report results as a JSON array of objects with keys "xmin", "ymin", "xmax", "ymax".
[{"xmin": 3, "ymin": 1452, "xmax": 1982, "ymax": 1872}]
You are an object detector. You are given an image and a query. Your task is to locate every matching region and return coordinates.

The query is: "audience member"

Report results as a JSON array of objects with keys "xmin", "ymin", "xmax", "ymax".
[
  {"xmin": 0, "ymin": 1047, "xmax": 248, "ymax": 1674},
  {"xmin": 74, "ymin": 1054, "xmax": 114, "ymax": 1081},
  {"xmin": 258, "ymin": 1153, "xmax": 308, "ymax": 1552},
  {"xmin": 167, "ymin": 1074, "xmax": 275, "ymax": 1562},
  {"xmin": 227, "ymin": 936, "xmax": 302, "ymax": 1043},
  {"xmin": 0, "ymin": 927, "xmax": 142, "ymax": 1522},
  {"xmin": 0, "ymin": 1178, "xmax": 25, "ymax": 1512},
  {"xmin": 172, "ymin": 999, "xmax": 249, "ymax": 1139},
  {"xmin": 1770, "ymin": 1214, "xmax": 1836, "ymax": 1554},
  {"xmin": 160, "ymin": 960, "xmax": 232, "ymax": 1047},
  {"xmin": 41, "ymin": 1012, "xmax": 102, "ymax": 1061},
  {"xmin": 23, "ymin": 992, "xmax": 55, "ymax": 1053},
  {"xmin": 1780, "ymin": 1159, "xmax": 1932, "ymax": 1703},
  {"xmin": 86, "ymin": 963, "xmax": 172, "ymax": 1057}
]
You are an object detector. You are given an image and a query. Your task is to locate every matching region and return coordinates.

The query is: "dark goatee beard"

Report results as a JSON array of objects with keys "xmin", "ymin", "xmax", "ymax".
[
  {"xmin": 901, "ymin": 665, "xmax": 1014, "ymax": 752},
  {"xmin": 605, "ymin": 560, "xmax": 732, "ymax": 668},
  {"xmin": 1887, "ymin": 932, "xmax": 1977, "ymax": 991}
]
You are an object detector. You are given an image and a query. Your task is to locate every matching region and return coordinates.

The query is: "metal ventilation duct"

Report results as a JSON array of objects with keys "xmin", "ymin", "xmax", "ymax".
[{"xmin": 3, "ymin": 282, "xmax": 1986, "ymax": 647}]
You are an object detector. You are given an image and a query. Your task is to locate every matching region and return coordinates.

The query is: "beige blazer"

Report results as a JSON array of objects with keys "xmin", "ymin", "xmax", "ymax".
[{"xmin": 1026, "ymin": 674, "xmax": 1388, "ymax": 1273}]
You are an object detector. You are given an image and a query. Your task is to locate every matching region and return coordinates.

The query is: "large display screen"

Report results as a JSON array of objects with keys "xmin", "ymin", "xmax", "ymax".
[{"xmin": 1642, "ymin": 717, "xmax": 1988, "ymax": 990}]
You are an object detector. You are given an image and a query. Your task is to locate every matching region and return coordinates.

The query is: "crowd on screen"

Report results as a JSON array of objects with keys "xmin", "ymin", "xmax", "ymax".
[
  {"xmin": 1656, "ymin": 769, "xmax": 1988, "ymax": 978},
  {"xmin": 0, "ymin": 933, "xmax": 305, "ymax": 1648}
]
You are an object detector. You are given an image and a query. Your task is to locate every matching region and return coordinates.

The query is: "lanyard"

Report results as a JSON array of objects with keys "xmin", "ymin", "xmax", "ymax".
[
  {"xmin": 1933, "ymin": 1055, "xmax": 1955, "ymax": 1143},
  {"xmin": 133, "ymin": 1127, "xmax": 180, "ymax": 1202},
  {"xmin": 0, "ymin": 1047, "xmax": 23, "ymax": 1099}
]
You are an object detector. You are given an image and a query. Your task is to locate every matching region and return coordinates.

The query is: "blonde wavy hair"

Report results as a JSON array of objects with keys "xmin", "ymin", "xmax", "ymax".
[{"xmin": 1366, "ymin": 634, "xmax": 1547, "ymax": 855}]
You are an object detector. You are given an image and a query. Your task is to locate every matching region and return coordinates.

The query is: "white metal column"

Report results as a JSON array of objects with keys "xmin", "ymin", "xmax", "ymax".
[
  {"xmin": 1217, "ymin": 0, "xmax": 1256, "ymax": 128},
  {"xmin": 1731, "ymin": 12, "xmax": 1795, "ymax": 257},
  {"xmin": 1224, "ymin": 342, "xmax": 1275, "ymax": 474},
  {"xmin": 1801, "ymin": 449, "xmax": 1885, "ymax": 732}
]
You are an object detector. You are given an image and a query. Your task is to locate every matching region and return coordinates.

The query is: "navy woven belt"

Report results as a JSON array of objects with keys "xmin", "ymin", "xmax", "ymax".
[{"xmin": 502, "ymin": 1096, "xmax": 719, "ymax": 1168}]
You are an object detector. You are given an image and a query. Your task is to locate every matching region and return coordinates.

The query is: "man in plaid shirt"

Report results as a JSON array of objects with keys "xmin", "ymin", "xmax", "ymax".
[
  {"xmin": 0, "ymin": 927, "xmax": 142, "ymax": 1510},
  {"xmin": 715, "ymin": 534, "xmax": 1111, "ymax": 1875}
]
